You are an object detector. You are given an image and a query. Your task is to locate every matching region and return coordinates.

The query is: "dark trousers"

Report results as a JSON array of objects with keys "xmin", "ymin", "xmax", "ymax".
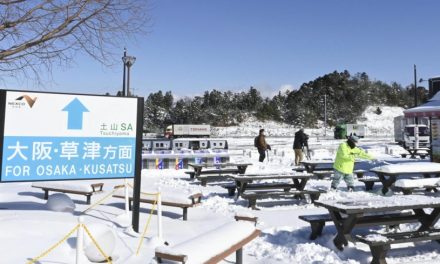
[{"xmin": 258, "ymin": 148, "xmax": 266, "ymax": 162}]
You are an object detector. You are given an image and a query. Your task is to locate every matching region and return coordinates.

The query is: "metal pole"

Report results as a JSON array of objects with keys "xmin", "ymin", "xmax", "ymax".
[
  {"xmin": 324, "ymin": 94, "xmax": 327, "ymax": 137},
  {"xmin": 414, "ymin": 64, "xmax": 418, "ymax": 108},
  {"xmin": 127, "ymin": 65, "xmax": 131, "ymax": 97},
  {"xmin": 414, "ymin": 65, "xmax": 419, "ymax": 148},
  {"xmin": 132, "ymin": 97, "xmax": 144, "ymax": 232},
  {"xmin": 122, "ymin": 48, "xmax": 127, "ymax": 97},
  {"xmin": 124, "ymin": 179, "xmax": 129, "ymax": 216}
]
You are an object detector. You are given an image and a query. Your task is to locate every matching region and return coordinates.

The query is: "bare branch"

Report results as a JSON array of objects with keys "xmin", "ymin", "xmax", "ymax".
[{"xmin": 0, "ymin": 0, "xmax": 150, "ymax": 85}]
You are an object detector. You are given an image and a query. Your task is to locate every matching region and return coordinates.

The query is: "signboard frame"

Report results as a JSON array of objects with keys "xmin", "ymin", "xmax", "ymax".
[
  {"xmin": 0, "ymin": 89, "xmax": 144, "ymax": 183},
  {"xmin": 0, "ymin": 89, "xmax": 144, "ymax": 231}
]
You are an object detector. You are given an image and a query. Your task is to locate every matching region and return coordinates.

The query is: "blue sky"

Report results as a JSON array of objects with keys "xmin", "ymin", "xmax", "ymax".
[{"xmin": 5, "ymin": 0, "xmax": 440, "ymax": 98}]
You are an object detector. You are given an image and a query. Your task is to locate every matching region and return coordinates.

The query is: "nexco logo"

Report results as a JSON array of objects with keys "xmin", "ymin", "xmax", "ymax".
[{"xmin": 15, "ymin": 95, "xmax": 37, "ymax": 108}]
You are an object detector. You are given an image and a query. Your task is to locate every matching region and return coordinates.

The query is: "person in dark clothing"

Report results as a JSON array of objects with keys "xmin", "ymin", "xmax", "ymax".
[
  {"xmin": 293, "ymin": 128, "xmax": 308, "ymax": 165},
  {"xmin": 255, "ymin": 129, "xmax": 271, "ymax": 162}
]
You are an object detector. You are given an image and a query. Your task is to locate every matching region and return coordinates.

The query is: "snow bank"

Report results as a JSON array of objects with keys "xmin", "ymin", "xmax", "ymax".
[
  {"xmin": 83, "ymin": 223, "xmax": 116, "ymax": 262},
  {"xmin": 357, "ymin": 105, "xmax": 404, "ymax": 137}
]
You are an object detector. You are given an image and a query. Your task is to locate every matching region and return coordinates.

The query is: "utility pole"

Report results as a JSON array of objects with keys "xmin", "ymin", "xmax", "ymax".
[
  {"xmin": 324, "ymin": 94, "xmax": 327, "ymax": 137},
  {"xmin": 414, "ymin": 64, "xmax": 418, "ymax": 108},
  {"xmin": 414, "ymin": 64, "xmax": 419, "ymax": 149}
]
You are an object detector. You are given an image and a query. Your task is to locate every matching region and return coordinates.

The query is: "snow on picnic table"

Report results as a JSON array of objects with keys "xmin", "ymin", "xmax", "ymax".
[
  {"xmin": 317, "ymin": 194, "xmax": 440, "ymax": 210},
  {"xmin": 371, "ymin": 162, "xmax": 440, "ymax": 174}
]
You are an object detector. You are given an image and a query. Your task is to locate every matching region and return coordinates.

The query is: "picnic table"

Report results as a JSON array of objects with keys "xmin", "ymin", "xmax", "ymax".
[
  {"xmin": 226, "ymin": 172, "xmax": 323, "ymax": 209},
  {"xmin": 187, "ymin": 162, "xmax": 252, "ymax": 178},
  {"xmin": 370, "ymin": 162, "xmax": 440, "ymax": 195},
  {"xmin": 300, "ymin": 159, "xmax": 365, "ymax": 179},
  {"xmin": 314, "ymin": 195, "xmax": 440, "ymax": 252},
  {"xmin": 401, "ymin": 148, "xmax": 429, "ymax": 159},
  {"xmin": 228, "ymin": 172, "xmax": 314, "ymax": 196},
  {"xmin": 300, "ymin": 159, "xmax": 335, "ymax": 173}
]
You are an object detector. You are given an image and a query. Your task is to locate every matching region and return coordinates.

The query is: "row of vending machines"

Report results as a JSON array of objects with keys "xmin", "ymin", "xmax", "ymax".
[{"xmin": 141, "ymin": 138, "xmax": 230, "ymax": 169}]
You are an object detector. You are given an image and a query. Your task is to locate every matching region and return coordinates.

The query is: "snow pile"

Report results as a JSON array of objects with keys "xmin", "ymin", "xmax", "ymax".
[
  {"xmin": 357, "ymin": 105, "xmax": 404, "ymax": 137},
  {"xmin": 247, "ymin": 226, "xmax": 357, "ymax": 263},
  {"xmin": 46, "ymin": 193, "xmax": 75, "ymax": 212},
  {"xmin": 83, "ymin": 223, "xmax": 117, "ymax": 262}
]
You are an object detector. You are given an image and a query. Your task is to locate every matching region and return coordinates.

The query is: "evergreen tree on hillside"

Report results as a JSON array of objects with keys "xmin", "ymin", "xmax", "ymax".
[{"xmin": 142, "ymin": 70, "xmax": 419, "ymax": 130}]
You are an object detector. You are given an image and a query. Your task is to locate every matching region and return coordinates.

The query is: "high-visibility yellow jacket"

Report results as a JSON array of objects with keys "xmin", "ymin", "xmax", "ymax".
[{"xmin": 333, "ymin": 142, "xmax": 373, "ymax": 174}]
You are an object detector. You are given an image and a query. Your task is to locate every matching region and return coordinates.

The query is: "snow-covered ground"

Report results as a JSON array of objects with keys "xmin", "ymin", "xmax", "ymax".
[{"xmin": 4, "ymin": 106, "xmax": 440, "ymax": 264}]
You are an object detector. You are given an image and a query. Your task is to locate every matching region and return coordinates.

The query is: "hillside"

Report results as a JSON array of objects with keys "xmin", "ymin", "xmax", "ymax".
[{"xmin": 212, "ymin": 105, "xmax": 404, "ymax": 138}]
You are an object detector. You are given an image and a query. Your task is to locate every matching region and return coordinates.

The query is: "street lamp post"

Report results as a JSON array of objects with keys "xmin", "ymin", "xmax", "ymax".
[
  {"xmin": 122, "ymin": 50, "xmax": 136, "ymax": 97},
  {"xmin": 122, "ymin": 48, "xmax": 127, "ymax": 96}
]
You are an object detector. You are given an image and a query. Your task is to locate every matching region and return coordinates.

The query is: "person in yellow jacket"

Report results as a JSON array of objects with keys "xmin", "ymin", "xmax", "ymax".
[{"xmin": 331, "ymin": 135, "xmax": 374, "ymax": 191}]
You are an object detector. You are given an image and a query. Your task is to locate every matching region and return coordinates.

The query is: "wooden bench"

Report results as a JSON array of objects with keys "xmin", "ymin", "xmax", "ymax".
[
  {"xmin": 358, "ymin": 177, "xmax": 381, "ymax": 191},
  {"xmin": 354, "ymin": 169, "xmax": 366, "ymax": 178},
  {"xmin": 356, "ymin": 229, "xmax": 440, "ymax": 264},
  {"xmin": 155, "ymin": 220, "xmax": 261, "ymax": 264},
  {"xmin": 313, "ymin": 170, "xmax": 333, "ymax": 180},
  {"xmin": 299, "ymin": 211, "xmax": 416, "ymax": 240},
  {"xmin": 197, "ymin": 172, "xmax": 240, "ymax": 187},
  {"xmin": 222, "ymin": 182, "xmax": 300, "ymax": 196},
  {"xmin": 234, "ymin": 215, "xmax": 258, "ymax": 226},
  {"xmin": 401, "ymin": 153, "xmax": 428, "ymax": 159},
  {"xmin": 32, "ymin": 182, "xmax": 104, "ymax": 204},
  {"xmin": 394, "ymin": 178, "xmax": 439, "ymax": 195},
  {"xmin": 241, "ymin": 189, "xmax": 325, "ymax": 209},
  {"xmin": 113, "ymin": 190, "xmax": 202, "ymax": 221},
  {"xmin": 185, "ymin": 168, "xmax": 240, "ymax": 181},
  {"xmin": 293, "ymin": 167, "xmax": 306, "ymax": 172}
]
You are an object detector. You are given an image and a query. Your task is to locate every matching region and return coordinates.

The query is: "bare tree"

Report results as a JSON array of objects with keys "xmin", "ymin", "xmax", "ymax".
[{"xmin": 0, "ymin": 0, "xmax": 149, "ymax": 83}]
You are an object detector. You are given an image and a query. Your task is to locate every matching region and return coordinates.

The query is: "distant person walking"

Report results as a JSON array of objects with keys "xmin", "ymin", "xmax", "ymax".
[
  {"xmin": 255, "ymin": 129, "xmax": 271, "ymax": 162},
  {"xmin": 331, "ymin": 135, "xmax": 374, "ymax": 191},
  {"xmin": 293, "ymin": 128, "xmax": 308, "ymax": 166}
]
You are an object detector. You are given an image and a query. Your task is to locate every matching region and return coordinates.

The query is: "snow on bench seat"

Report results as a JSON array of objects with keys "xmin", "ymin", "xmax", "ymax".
[
  {"xmin": 113, "ymin": 187, "xmax": 202, "ymax": 220},
  {"xmin": 395, "ymin": 178, "xmax": 440, "ymax": 194},
  {"xmin": 32, "ymin": 181, "xmax": 99, "ymax": 193},
  {"xmin": 113, "ymin": 187, "xmax": 201, "ymax": 206},
  {"xmin": 155, "ymin": 221, "xmax": 260, "ymax": 264},
  {"xmin": 395, "ymin": 178, "xmax": 440, "ymax": 188},
  {"xmin": 31, "ymin": 181, "xmax": 104, "ymax": 204}
]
